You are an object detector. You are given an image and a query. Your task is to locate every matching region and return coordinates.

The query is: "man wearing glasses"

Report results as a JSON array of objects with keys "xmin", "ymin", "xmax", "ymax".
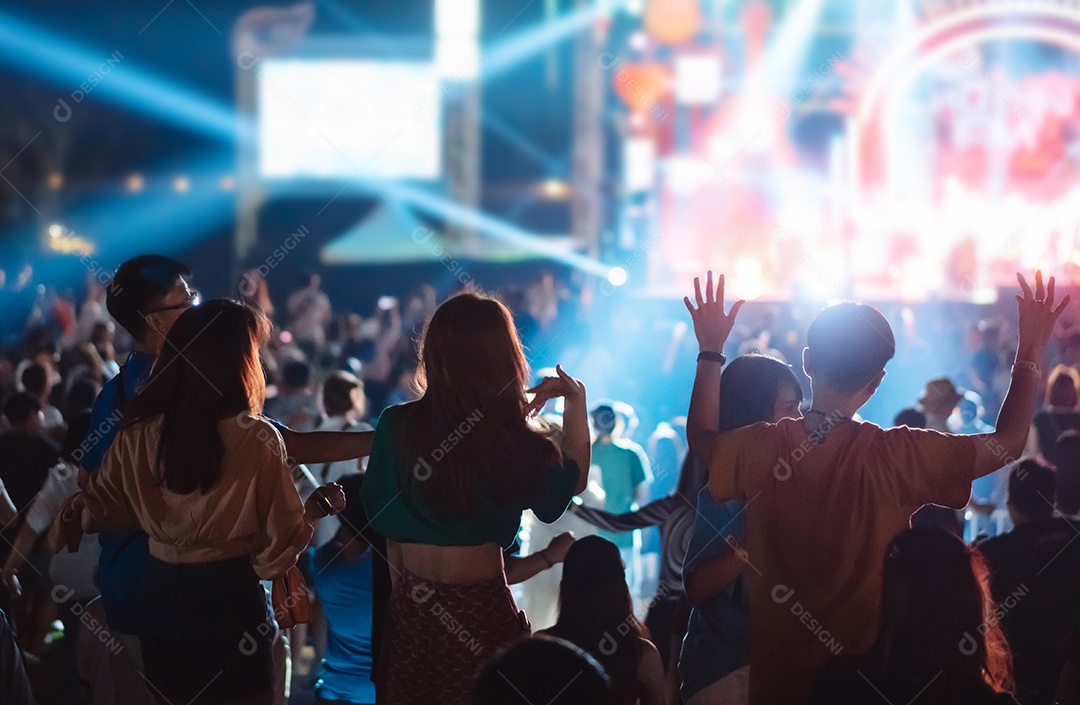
[{"xmin": 71, "ymin": 255, "xmax": 370, "ymax": 704}]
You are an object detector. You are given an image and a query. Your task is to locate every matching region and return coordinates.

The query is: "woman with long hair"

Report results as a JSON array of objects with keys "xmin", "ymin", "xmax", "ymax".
[
  {"xmin": 678, "ymin": 354, "xmax": 804, "ymax": 705},
  {"xmin": 360, "ymin": 292, "xmax": 589, "ymax": 704},
  {"xmin": 810, "ymin": 527, "xmax": 1016, "ymax": 705},
  {"xmin": 542, "ymin": 535, "xmax": 665, "ymax": 705},
  {"xmin": 80, "ymin": 299, "xmax": 346, "ymax": 705}
]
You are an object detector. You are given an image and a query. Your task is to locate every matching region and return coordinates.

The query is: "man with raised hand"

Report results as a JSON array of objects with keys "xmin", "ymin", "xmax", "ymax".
[{"xmin": 683, "ymin": 270, "xmax": 1068, "ymax": 705}]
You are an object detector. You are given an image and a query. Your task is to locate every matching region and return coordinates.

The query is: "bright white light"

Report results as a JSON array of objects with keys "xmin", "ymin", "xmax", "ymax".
[
  {"xmin": 48, "ymin": 224, "xmax": 64, "ymax": 239},
  {"xmin": 736, "ymin": 257, "xmax": 762, "ymax": 280},
  {"xmin": 436, "ymin": 38, "xmax": 480, "ymax": 79},
  {"xmin": 607, "ymin": 267, "xmax": 629, "ymax": 287},
  {"xmin": 629, "ymin": 32, "xmax": 648, "ymax": 51},
  {"xmin": 624, "ymin": 138, "xmax": 656, "ymax": 192},
  {"xmin": 258, "ymin": 60, "xmax": 442, "ymax": 181},
  {"xmin": 436, "ymin": 0, "xmax": 479, "ymax": 37},
  {"xmin": 733, "ymin": 257, "xmax": 764, "ymax": 300},
  {"xmin": 663, "ymin": 156, "xmax": 713, "ymax": 195},
  {"xmin": 674, "ymin": 54, "xmax": 723, "ymax": 105}
]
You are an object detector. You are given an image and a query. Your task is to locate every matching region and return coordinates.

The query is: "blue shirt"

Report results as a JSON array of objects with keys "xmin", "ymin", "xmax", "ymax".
[
  {"xmin": 679, "ymin": 487, "xmax": 750, "ymax": 701},
  {"xmin": 81, "ymin": 351, "xmax": 155, "ymax": 635},
  {"xmin": 311, "ymin": 543, "xmax": 376, "ymax": 705}
]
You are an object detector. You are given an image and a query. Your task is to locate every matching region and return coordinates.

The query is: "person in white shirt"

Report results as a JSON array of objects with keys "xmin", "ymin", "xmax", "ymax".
[{"xmin": 286, "ymin": 273, "xmax": 332, "ymax": 357}]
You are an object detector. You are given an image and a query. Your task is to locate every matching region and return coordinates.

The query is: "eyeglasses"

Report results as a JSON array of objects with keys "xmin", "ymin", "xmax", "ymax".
[{"xmin": 146, "ymin": 290, "xmax": 201, "ymax": 314}]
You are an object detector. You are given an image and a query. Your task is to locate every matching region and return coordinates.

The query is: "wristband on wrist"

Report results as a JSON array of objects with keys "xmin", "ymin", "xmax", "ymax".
[
  {"xmin": 320, "ymin": 494, "xmax": 335, "ymax": 517},
  {"xmin": 1012, "ymin": 360, "xmax": 1042, "ymax": 377},
  {"xmin": 697, "ymin": 351, "xmax": 727, "ymax": 364}
]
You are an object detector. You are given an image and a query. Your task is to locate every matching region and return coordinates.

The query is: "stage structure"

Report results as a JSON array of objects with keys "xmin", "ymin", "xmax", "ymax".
[{"xmin": 602, "ymin": 0, "xmax": 1080, "ymax": 303}]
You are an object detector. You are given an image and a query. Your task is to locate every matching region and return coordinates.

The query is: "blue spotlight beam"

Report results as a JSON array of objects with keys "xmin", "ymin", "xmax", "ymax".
[{"xmin": 0, "ymin": 9, "xmax": 242, "ymax": 142}]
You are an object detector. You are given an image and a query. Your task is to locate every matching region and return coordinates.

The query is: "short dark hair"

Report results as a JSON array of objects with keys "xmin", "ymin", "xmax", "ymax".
[
  {"xmin": 1008, "ymin": 460, "xmax": 1056, "ymax": 521},
  {"xmin": 4, "ymin": 392, "xmax": 41, "ymax": 427},
  {"xmin": 893, "ymin": 407, "xmax": 927, "ymax": 429},
  {"xmin": 20, "ymin": 363, "xmax": 48, "ymax": 396},
  {"xmin": 1053, "ymin": 431, "xmax": 1080, "ymax": 515},
  {"xmin": 806, "ymin": 302, "xmax": 895, "ymax": 395},
  {"xmin": 718, "ymin": 355, "xmax": 803, "ymax": 432},
  {"xmin": 591, "ymin": 404, "xmax": 616, "ymax": 434},
  {"xmin": 322, "ymin": 371, "xmax": 363, "ymax": 418},
  {"xmin": 472, "ymin": 636, "xmax": 612, "ymax": 705},
  {"xmin": 281, "ymin": 360, "xmax": 312, "ymax": 390},
  {"xmin": 106, "ymin": 255, "xmax": 192, "ymax": 341}
]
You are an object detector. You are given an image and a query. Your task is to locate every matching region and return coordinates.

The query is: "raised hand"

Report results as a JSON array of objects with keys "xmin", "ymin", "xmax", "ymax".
[
  {"xmin": 683, "ymin": 271, "xmax": 745, "ymax": 352},
  {"xmin": 525, "ymin": 364, "xmax": 586, "ymax": 417},
  {"xmin": 1015, "ymin": 271, "xmax": 1070, "ymax": 360}
]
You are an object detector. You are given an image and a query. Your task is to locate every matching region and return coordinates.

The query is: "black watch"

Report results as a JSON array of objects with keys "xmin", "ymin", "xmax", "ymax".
[{"xmin": 697, "ymin": 351, "xmax": 726, "ymax": 364}]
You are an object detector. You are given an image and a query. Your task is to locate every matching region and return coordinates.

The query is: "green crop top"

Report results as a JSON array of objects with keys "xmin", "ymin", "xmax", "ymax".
[{"xmin": 359, "ymin": 403, "xmax": 581, "ymax": 548}]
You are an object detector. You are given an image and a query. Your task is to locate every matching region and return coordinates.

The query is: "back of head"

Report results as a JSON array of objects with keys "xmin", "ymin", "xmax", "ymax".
[
  {"xmin": 718, "ymin": 354, "xmax": 802, "ymax": 432},
  {"xmin": 281, "ymin": 360, "xmax": 312, "ymax": 391},
  {"xmin": 20, "ymin": 363, "xmax": 48, "ymax": 397},
  {"xmin": 1047, "ymin": 365, "xmax": 1080, "ymax": 409},
  {"xmin": 107, "ymin": 255, "xmax": 191, "ymax": 341},
  {"xmin": 1054, "ymin": 431, "xmax": 1080, "ymax": 515},
  {"xmin": 1008, "ymin": 460, "xmax": 1056, "ymax": 522},
  {"xmin": 806, "ymin": 303, "xmax": 895, "ymax": 396},
  {"xmin": 3, "ymin": 392, "xmax": 41, "ymax": 429},
  {"xmin": 553, "ymin": 536, "xmax": 642, "ymax": 702},
  {"xmin": 322, "ymin": 371, "xmax": 363, "ymax": 418},
  {"xmin": 893, "ymin": 407, "xmax": 927, "ymax": 429},
  {"xmin": 473, "ymin": 636, "xmax": 612, "ymax": 705},
  {"xmin": 591, "ymin": 404, "xmax": 617, "ymax": 435},
  {"xmin": 125, "ymin": 299, "xmax": 269, "ymax": 494},
  {"xmin": 412, "ymin": 292, "xmax": 557, "ymax": 519},
  {"xmin": 879, "ymin": 527, "xmax": 1011, "ymax": 693}
]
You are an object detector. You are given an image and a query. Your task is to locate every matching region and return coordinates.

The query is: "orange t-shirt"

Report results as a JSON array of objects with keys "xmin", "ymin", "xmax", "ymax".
[{"xmin": 708, "ymin": 417, "xmax": 976, "ymax": 705}]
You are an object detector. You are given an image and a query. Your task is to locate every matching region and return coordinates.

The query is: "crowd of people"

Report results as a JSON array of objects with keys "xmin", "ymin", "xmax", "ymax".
[{"xmin": 0, "ymin": 255, "xmax": 1079, "ymax": 705}]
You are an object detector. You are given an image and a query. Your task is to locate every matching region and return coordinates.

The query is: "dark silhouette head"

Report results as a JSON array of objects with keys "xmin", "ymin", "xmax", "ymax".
[
  {"xmin": 472, "ymin": 636, "xmax": 612, "ymax": 705},
  {"xmin": 1053, "ymin": 430, "xmax": 1080, "ymax": 515},
  {"xmin": 876, "ymin": 528, "xmax": 1012, "ymax": 696},
  {"xmin": 893, "ymin": 407, "xmax": 927, "ymax": 429},
  {"xmin": 548, "ymin": 536, "xmax": 645, "ymax": 705},
  {"xmin": 1007, "ymin": 460, "xmax": 1056, "ymax": 524}
]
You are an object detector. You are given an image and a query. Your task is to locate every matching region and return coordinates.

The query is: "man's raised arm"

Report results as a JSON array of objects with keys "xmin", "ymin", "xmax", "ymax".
[{"xmin": 972, "ymin": 271, "xmax": 1070, "ymax": 478}]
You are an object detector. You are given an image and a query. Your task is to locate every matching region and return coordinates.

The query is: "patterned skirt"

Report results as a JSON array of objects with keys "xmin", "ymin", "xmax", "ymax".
[{"xmin": 377, "ymin": 568, "xmax": 530, "ymax": 705}]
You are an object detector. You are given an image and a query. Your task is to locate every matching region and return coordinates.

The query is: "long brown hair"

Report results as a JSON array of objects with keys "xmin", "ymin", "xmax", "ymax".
[
  {"xmin": 405, "ymin": 292, "xmax": 560, "ymax": 519},
  {"xmin": 123, "ymin": 299, "xmax": 270, "ymax": 494},
  {"xmin": 548, "ymin": 536, "xmax": 648, "ymax": 704}
]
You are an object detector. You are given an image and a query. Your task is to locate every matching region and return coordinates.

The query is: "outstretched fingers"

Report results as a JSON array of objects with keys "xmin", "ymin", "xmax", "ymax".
[
  {"xmin": 1047, "ymin": 276, "xmax": 1056, "ymax": 308},
  {"xmin": 693, "ymin": 277, "xmax": 704, "ymax": 308},
  {"xmin": 705, "ymin": 271, "xmax": 714, "ymax": 304},
  {"xmin": 1018, "ymin": 272, "xmax": 1033, "ymax": 300},
  {"xmin": 1054, "ymin": 294, "xmax": 1072, "ymax": 318},
  {"xmin": 1036, "ymin": 270, "xmax": 1045, "ymax": 301}
]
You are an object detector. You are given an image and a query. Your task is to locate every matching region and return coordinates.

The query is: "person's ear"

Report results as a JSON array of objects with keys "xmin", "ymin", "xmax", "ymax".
[{"xmin": 143, "ymin": 312, "xmax": 167, "ymax": 337}]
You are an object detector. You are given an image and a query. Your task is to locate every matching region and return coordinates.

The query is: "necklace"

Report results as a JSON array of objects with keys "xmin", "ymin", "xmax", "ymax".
[{"xmin": 802, "ymin": 409, "xmax": 851, "ymax": 437}]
